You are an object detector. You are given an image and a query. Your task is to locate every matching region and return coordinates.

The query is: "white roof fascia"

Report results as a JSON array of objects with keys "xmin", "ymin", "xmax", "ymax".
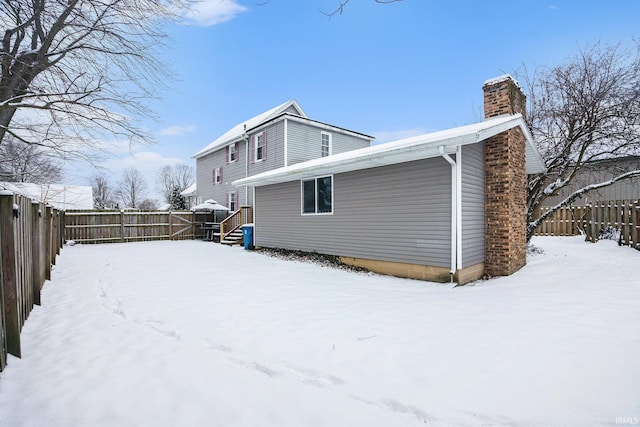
[
  {"xmin": 247, "ymin": 113, "xmax": 374, "ymax": 141},
  {"xmin": 192, "ymin": 100, "xmax": 306, "ymax": 159},
  {"xmin": 284, "ymin": 114, "xmax": 375, "ymax": 141},
  {"xmin": 233, "ymin": 115, "xmax": 545, "ymax": 187}
]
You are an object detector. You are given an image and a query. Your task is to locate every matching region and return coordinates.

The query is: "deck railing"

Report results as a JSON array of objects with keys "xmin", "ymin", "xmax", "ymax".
[{"xmin": 220, "ymin": 206, "xmax": 253, "ymax": 241}]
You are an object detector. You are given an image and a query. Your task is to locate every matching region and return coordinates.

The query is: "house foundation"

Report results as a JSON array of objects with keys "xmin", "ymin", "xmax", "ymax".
[{"xmin": 339, "ymin": 257, "xmax": 485, "ymax": 285}]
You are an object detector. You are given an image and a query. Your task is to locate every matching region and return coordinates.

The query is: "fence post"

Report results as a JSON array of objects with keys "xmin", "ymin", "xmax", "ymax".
[
  {"xmin": 0, "ymin": 196, "xmax": 6, "ymax": 370},
  {"xmin": 31, "ymin": 202, "xmax": 42, "ymax": 306},
  {"xmin": 50, "ymin": 210, "xmax": 56, "ymax": 265},
  {"xmin": 0, "ymin": 191, "xmax": 21, "ymax": 358},
  {"xmin": 169, "ymin": 212, "xmax": 173, "ymax": 241},
  {"xmin": 120, "ymin": 210, "xmax": 125, "ymax": 243},
  {"xmin": 589, "ymin": 203, "xmax": 597, "ymax": 242},
  {"xmin": 45, "ymin": 206, "xmax": 52, "ymax": 280},
  {"xmin": 633, "ymin": 201, "xmax": 639, "ymax": 250}
]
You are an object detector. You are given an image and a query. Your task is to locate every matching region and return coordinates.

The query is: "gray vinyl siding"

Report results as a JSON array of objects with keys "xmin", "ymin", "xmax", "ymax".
[
  {"xmin": 196, "ymin": 140, "xmax": 253, "ymax": 207},
  {"xmin": 460, "ymin": 143, "xmax": 486, "ymax": 267},
  {"xmin": 541, "ymin": 156, "xmax": 640, "ymax": 206},
  {"xmin": 254, "ymin": 157, "xmax": 452, "ymax": 267},
  {"xmin": 283, "ymin": 105, "xmax": 301, "ymax": 115},
  {"xmin": 196, "ymin": 121, "xmax": 286, "ymax": 209},
  {"xmin": 248, "ymin": 121, "xmax": 285, "ymax": 176},
  {"xmin": 286, "ymin": 120, "xmax": 370, "ymax": 166}
]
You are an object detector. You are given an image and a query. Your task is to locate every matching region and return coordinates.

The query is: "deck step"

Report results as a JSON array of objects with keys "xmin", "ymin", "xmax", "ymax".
[{"xmin": 220, "ymin": 233, "xmax": 243, "ymax": 246}]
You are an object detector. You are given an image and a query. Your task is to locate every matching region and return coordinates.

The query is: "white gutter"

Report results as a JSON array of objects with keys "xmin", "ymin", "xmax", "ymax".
[{"xmin": 439, "ymin": 145, "xmax": 462, "ymax": 280}]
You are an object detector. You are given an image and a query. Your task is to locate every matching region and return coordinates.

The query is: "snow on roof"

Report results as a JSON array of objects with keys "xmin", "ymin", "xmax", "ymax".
[
  {"xmin": 483, "ymin": 74, "xmax": 521, "ymax": 88},
  {"xmin": 180, "ymin": 183, "xmax": 197, "ymax": 196},
  {"xmin": 234, "ymin": 114, "xmax": 545, "ymax": 188},
  {"xmin": 192, "ymin": 100, "xmax": 306, "ymax": 159},
  {"xmin": 0, "ymin": 182, "xmax": 94, "ymax": 210}
]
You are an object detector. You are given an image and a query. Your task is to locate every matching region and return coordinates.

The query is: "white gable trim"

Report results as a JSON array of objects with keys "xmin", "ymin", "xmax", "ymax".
[{"xmin": 192, "ymin": 100, "xmax": 306, "ymax": 159}]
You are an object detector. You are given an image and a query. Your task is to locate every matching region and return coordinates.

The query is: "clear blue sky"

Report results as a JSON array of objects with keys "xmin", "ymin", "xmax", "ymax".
[{"xmin": 65, "ymin": 0, "xmax": 640, "ymax": 200}]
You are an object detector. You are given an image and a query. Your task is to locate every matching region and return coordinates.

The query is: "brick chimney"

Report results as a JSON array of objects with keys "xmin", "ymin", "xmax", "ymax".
[{"xmin": 483, "ymin": 75, "xmax": 527, "ymax": 277}]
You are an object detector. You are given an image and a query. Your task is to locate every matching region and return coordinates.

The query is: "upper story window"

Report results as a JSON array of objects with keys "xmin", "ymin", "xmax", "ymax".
[
  {"xmin": 302, "ymin": 175, "xmax": 333, "ymax": 215},
  {"xmin": 227, "ymin": 142, "xmax": 239, "ymax": 163},
  {"xmin": 255, "ymin": 133, "xmax": 265, "ymax": 161},
  {"xmin": 213, "ymin": 167, "xmax": 222, "ymax": 184},
  {"xmin": 229, "ymin": 143, "xmax": 237, "ymax": 162},
  {"xmin": 321, "ymin": 131, "xmax": 332, "ymax": 157}
]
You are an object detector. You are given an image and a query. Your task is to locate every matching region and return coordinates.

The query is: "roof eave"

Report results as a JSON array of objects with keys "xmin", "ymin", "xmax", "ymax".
[{"xmin": 233, "ymin": 115, "xmax": 546, "ymax": 187}]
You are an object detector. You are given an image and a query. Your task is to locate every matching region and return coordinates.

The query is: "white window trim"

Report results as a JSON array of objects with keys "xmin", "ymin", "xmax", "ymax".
[
  {"xmin": 321, "ymin": 131, "xmax": 332, "ymax": 157},
  {"xmin": 214, "ymin": 167, "xmax": 222, "ymax": 184},
  {"xmin": 229, "ymin": 143, "xmax": 237, "ymax": 162},
  {"xmin": 228, "ymin": 191, "xmax": 237, "ymax": 211},
  {"xmin": 254, "ymin": 133, "xmax": 264, "ymax": 162},
  {"xmin": 300, "ymin": 174, "xmax": 334, "ymax": 216}
]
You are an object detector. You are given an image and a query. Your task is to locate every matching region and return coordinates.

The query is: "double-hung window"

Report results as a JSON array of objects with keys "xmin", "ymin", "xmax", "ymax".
[
  {"xmin": 227, "ymin": 191, "xmax": 237, "ymax": 212},
  {"xmin": 321, "ymin": 132, "xmax": 332, "ymax": 157},
  {"xmin": 229, "ymin": 143, "xmax": 237, "ymax": 162},
  {"xmin": 302, "ymin": 175, "xmax": 333, "ymax": 215},
  {"xmin": 255, "ymin": 133, "xmax": 264, "ymax": 161},
  {"xmin": 213, "ymin": 167, "xmax": 222, "ymax": 184}
]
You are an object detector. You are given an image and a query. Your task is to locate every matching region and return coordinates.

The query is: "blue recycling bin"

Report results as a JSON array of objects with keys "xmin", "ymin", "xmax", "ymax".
[{"xmin": 242, "ymin": 224, "xmax": 254, "ymax": 250}]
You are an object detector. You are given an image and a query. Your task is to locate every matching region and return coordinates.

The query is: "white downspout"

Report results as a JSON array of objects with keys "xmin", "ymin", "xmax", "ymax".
[
  {"xmin": 284, "ymin": 118, "xmax": 289, "ymax": 167},
  {"xmin": 439, "ymin": 145, "xmax": 459, "ymax": 280},
  {"xmin": 455, "ymin": 147, "xmax": 462, "ymax": 271},
  {"xmin": 244, "ymin": 124, "xmax": 249, "ymax": 205}
]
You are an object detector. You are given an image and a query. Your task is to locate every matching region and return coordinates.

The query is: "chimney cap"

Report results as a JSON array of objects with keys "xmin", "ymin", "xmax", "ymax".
[{"xmin": 483, "ymin": 74, "xmax": 521, "ymax": 89}]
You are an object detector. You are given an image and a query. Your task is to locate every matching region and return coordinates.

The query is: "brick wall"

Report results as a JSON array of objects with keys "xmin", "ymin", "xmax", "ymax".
[{"xmin": 483, "ymin": 75, "xmax": 527, "ymax": 276}]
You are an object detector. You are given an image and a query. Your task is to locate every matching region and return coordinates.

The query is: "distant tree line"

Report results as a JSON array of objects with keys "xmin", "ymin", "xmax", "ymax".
[{"xmin": 91, "ymin": 164, "xmax": 194, "ymax": 210}]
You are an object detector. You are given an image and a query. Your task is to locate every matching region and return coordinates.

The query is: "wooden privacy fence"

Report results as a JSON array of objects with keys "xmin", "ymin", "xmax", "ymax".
[
  {"xmin": 535, "ymin": 205, "xmax": 590, "ymax": 237},
  {"xmin": 535, "ymin": 200, "xmax": 640, "ymax": 249},
  {"xmin": 65, "ymin": 210, "xmax": 212, "ymax": 244},
  {"xmin": 0, "ymin": 191, "xmax": 64, "ymax": 372},
  {"xmin": 584, "ymin": 200, "xmax": 640, "ymax": 247}
]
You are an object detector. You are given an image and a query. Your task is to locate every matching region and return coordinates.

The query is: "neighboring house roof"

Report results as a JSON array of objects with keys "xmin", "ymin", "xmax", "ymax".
[
  {"xmin": 234, "ymin": 114, "xmax": 545, "ymax": 187},
  {"xmin": 180, "ymin": 183, "xmax": 197, "ymax": 197},
  {"xmin": 0, "ymin": 182, "xmax": 94, "ymax": 210},
  {"xmin": 192, "ymin": 100, "xmax": 306, "ymax": 159}
]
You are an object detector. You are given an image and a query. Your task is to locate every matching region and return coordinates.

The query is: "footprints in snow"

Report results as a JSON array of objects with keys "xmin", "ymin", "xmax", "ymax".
[
  {"xmin": 95, "ymin": 271, "xmax": 432, "ymax": 424},
  {"xmin": 96, "ymin": 262, "xmax": 126, "ymax": 319},
  {"xmin": 96, "ymin": 263, "xmax": 181, "ymax": 339}
]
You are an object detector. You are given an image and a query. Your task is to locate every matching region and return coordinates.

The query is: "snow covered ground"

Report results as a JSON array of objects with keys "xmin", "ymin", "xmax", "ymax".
[{"xmin": 0, "ymin": 236, "xmax": 638, "ymax": 426}]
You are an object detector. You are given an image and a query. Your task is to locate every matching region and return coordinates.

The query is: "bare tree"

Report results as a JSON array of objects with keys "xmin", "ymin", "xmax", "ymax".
[
  {"xmin": 115, "ymin": 168, "xmax": 147, "ymax": 209},
  {"xmin": 156, "ymin": 164, "xmax": 194, "ymax": 203},
  {"xmin": 256, "ymin": 0, "xmax": 402, "ymax": 16},
  {"xmin": 90, "ymin": 174, "xmax": 116, "ymax": 210},
  {"xmin": 0, "ymin": 0, "xmax": 189, "ymax": 157},
  {"xmin": 322, "ymin": 0, "xmax": 403, "ymax": 16},
  {"xmin": 0, "ymin": 136, "xmax": 63, "ymax": 183},
  {"xmin": 138, "ymin": 198, "xmax": 158, "ymax": 210},
  {"xmin": 524, "ymin": 41, "xmax": 640, "ymax": 240}
]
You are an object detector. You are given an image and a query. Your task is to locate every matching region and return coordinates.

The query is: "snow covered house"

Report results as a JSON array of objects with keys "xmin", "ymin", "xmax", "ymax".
[
  {"xmin": 540, "ymin": 155, "xmax": 640, "ymax": 207},
  {"xmin": 192, "ymin": 100, "xmax": 374, "ymax": 211},
  {"xmin": 180, "ymin": 183, "xmax": 198, "ymax": 210},
  {"xmin": 234, "ymin": 76, "xmax": 546, "ymax": 284},
  {"xmin": 0, "ymin": 182, "xmax": 93, "ymax": 210}
]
